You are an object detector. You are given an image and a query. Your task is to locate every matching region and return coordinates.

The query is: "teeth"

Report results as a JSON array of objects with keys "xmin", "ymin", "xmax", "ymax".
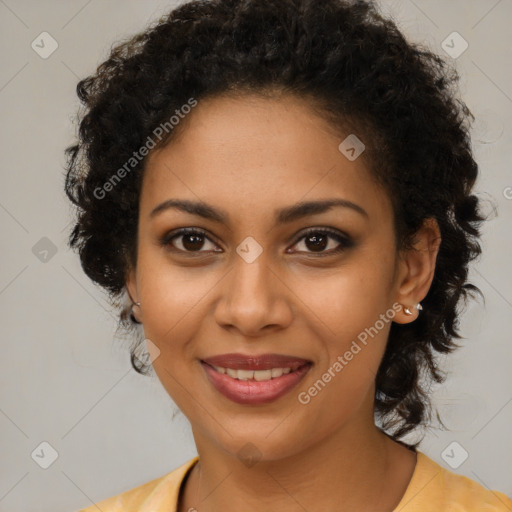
[
  {"xmin": 226, "ymin": 368, "xmax": 238, "ymax": 378},
  {"xmin": 212, "ymin": 366, "xmax": 295, "ymax": 381},
  {"xmin": 271, "ymin": 368, "xmax": 283, "ymax": 378},
  {"xmin": 237, "ymin": 369, "xmax": 254, "ymax": 381},
  {"xmin": 254, "ymin": 369, "xmax": 272, "ymax": 381}
]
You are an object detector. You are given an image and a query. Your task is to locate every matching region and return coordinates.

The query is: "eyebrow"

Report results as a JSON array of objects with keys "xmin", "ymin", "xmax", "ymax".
[{"xmin": 149, "ymin": 198, "xmax": 368, "ymax": 224}]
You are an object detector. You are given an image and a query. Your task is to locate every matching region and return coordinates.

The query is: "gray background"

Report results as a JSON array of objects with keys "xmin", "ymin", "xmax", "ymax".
[{"xmin": 0, "ymin": 1, "xmax": 511, "ymax": 511}]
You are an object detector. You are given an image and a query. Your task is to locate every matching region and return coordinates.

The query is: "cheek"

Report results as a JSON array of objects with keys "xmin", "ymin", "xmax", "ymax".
[
  {"xmin": 136, "ymin": 248, "xmax": 219, "ymax": 343},
  {"xmin": 295, "ymin": 248, "xmax": 396, "ymax": 407},
  {"xmin": 300, "ymin": 247, "xmax": 396, "ymax": 347},
  {"xmin": 294, "ymin": 316, "xmax": 390, "ymax": 441}
]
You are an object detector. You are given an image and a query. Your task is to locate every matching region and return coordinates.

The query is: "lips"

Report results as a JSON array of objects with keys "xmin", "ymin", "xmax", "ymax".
[{"xmin": 200, "ymin": 353, "xmax": 312, "ymax": 405}]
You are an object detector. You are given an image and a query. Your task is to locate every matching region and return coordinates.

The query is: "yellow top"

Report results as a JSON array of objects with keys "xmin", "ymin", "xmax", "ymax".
[{"xmin": 77, "ymin": 451, "xmax": 512, "ymax": 511}]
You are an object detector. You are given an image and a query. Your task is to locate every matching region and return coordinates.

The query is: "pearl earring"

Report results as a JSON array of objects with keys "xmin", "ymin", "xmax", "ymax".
[
  {"xmin": 131, "ymin": 301, "xmax": 142, "ymax": 324},
  {"xmin": 403, "ymin": 303, "xmax": 423, "ymax": 315}
]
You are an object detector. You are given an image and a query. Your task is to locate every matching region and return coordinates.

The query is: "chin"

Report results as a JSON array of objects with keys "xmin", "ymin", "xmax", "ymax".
[{"xmin": 199, "ymin": 422, "xmax": 313, "ymax": 465}]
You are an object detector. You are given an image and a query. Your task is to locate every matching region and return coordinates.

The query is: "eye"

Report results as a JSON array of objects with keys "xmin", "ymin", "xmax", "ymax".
[
  {"xmin": 161, "ymin": 228, "xmax": 221, "ymax": 254},
  {"xmin": 288, "ymin": 228, "xmax": 352, "ymax": 256},
  {"xmin": 161, "ymin": 227, "xmax": 352, "ymax": 256}
]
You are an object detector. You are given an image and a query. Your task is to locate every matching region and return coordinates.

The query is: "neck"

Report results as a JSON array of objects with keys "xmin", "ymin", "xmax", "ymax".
[{"xmin": 180, "ymin": 415, "xmax": 414, "ymax": 512}]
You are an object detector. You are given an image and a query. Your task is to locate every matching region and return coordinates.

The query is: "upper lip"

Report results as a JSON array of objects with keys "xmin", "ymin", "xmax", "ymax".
[{"xmin": 201, "ymin": 353, "xmax": 312, "ymax": 371}]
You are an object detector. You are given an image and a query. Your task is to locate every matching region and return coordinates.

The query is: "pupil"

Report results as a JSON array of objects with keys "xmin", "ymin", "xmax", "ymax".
[
  {"xmin": 183, "ymin": 234, "xmax": 204, "ymax": 251},
  {"xmin": 306, "ymin": 233, "xmax": 327, "ymax": 252}
]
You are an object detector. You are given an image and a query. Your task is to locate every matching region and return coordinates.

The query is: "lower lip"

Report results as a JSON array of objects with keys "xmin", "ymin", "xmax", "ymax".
[{"xmin": 201, "ymin": 362, "xmax": 311, "ymax": 405}]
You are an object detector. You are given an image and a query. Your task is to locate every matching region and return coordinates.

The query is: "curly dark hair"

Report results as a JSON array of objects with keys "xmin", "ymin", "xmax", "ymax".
[{"xmin": 64, "ymin": 0, "xmax": 485, "ymax": 444}]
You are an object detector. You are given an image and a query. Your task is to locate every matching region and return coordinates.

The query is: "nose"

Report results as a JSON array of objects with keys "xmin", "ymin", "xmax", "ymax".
[{"xmin": 213, "ymin": 253, "xmax": 293, "ymax": 337}]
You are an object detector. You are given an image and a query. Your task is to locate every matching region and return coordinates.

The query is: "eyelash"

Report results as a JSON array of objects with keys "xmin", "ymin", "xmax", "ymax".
[{"xmin": 160, "ymin": 227, "xmax": 352, "ymax": 257}]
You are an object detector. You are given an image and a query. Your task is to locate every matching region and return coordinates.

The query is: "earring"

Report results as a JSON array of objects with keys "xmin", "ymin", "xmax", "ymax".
[
  {"xmin": 402, "ymin": 303, "xmax": 423, "ymax": 316},
  {"xmin": 130, "ymin": 301, "xmax": 142, "ymax": 324}
]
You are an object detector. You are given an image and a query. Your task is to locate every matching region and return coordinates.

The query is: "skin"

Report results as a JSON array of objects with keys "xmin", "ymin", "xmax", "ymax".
[{"xmin": 126, "ymin": 92, "xmax": 441, "ymax": 512}]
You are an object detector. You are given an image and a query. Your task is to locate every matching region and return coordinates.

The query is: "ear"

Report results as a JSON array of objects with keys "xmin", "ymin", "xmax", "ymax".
[
  {"xmin": 393, "ymin": 217, "xmax": 441, "ymax": 324},
  {"xmin": 126, "ymin": 266, "xmax": 142, "ymax": 323}
]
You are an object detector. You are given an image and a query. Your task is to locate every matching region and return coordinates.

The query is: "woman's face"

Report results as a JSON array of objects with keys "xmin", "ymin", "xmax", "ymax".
[{"xmin": 127, "ymin": 93, "xmax": 407, "ymax": 461}]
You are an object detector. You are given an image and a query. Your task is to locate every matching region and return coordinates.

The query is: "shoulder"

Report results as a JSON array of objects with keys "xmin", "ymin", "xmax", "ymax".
[
  {"xmin": 76, "ymin": 456, "xmax": 199, "ymax": 512},
  {"xmin": 395, "ymin": 450, "xmax": 512, "ymax": 512}
]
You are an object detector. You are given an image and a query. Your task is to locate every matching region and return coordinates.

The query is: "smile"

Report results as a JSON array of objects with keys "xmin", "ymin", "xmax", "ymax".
[{"xmin": 200, "ymin": 353, "xmax": 312, "ymax": 405}]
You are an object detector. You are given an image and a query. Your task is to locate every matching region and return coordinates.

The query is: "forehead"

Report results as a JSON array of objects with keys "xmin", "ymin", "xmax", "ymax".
[{"xmin": 141, "ymin": 94, "xmax": 392, "ymax": 225}]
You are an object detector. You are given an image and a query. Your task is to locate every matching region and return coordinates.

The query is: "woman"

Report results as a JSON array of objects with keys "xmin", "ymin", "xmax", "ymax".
[{"xmin": 65, "ymin": 0, "xmax": 511, "ymax": 510}]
